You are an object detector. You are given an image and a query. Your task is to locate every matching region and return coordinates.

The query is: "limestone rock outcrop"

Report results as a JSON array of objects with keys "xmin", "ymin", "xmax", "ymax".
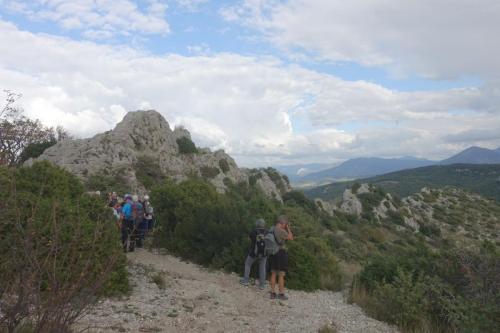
[{"xmin": 29, "ymin": 110, "xmax": 291, "ymax": 199}]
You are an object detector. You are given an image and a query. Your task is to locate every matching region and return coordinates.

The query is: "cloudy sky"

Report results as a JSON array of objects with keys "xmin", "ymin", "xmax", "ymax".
[{"xmin": 1, "ymin": 0, "xmax": 499, "ymax": 166}]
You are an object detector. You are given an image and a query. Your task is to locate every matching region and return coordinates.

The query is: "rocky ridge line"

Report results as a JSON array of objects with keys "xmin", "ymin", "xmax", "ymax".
[{"xmin": 29, "ymin": 110, "xmax": 291, "ymax": 200}]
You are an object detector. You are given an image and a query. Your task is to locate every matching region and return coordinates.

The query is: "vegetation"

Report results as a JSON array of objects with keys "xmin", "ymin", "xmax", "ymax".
[
  {"xmin": 176, "ymin": 137, "xmax": 198, "ymax": 154},
  {"xmin": 0, "ymin": 161, "xmax": 128, "ymax": 332},
  {"xmin": 218, "ymin": 158, "xmax": 230, "ymax": 173},
  {"xmin": 200, "ymin": 166, "xmax": 220, "ymax": 179},
  {"xmin": 351, "ymin": 242, "xmax": 500, "ymax": 332},
  {"xmin": 151, "ymin": 179, "xmax": 342, "ymax": 291},
  {"xmin": 305, "ymin": 164, "xmax": 500, "ymax": 202},
  {"xmin": 0, "ymin": 91, "xmax": 71, "ymax": 166},
  {"xmin": 134, "ymin": 155, "xmax": 166, "ymax": 189}
]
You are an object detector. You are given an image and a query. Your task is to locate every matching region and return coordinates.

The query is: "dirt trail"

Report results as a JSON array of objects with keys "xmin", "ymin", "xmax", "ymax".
[{"xmin": 78, "ymin": 249, "xmax": 399, "ymax": 333}]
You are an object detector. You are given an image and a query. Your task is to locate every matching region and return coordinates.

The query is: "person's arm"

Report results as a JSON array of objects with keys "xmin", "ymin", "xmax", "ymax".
[{"xmin": 286, "ymin": 225, "xmax": 294, "ymax": 240}]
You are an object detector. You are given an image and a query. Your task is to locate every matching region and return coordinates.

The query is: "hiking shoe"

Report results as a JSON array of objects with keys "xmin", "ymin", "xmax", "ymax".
[
  {"xmin": 270, "ymin": 292, "xmax": 277, "ymax": 299},
  {"xmin": 278, "ymin": 294, "xmax": 288, "ymax": 301},
  {"xmin": 239, "ymin": 279, "xmax": 249, "ymax": 287}
]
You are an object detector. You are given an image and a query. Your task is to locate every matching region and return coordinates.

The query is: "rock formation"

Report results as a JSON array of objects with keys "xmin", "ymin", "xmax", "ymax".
[{"xmin": 29, "ymin": 110, "xmax": 291, "ymax": 199}]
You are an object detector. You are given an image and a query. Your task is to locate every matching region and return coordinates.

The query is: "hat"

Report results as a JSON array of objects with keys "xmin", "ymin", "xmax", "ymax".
[
  {"xmin": 277, "ymin": 215, "xmax": 289, "ymax": 225},
  {"xmin": 132, "ymin": 195, "xmax": 139, "ymax": 202},
  {"xmin": 144, "ymin": 195, "xmax": 150, "ymax": 201},
  {"xmin": 255, "ymin": 218, "xmax": 266, "ymax": 228}
]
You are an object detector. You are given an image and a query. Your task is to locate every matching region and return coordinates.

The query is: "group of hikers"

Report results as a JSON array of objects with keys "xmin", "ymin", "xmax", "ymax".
[
  {"xmin": 240, "ymin": 215, "xmax": 294, "ymax": 301},
  {"xmin": 107, "ymin": 191, "xmax": 293, "ymax": 300},
  {"xmin": 107, "ymin": 192, "xmax": 155, "ymax": 252}
]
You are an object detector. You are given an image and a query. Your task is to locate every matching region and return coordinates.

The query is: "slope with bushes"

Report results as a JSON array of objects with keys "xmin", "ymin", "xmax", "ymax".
[{"xmin": 0, "ymin": 162, "xmax": 128, "ymax": 332}]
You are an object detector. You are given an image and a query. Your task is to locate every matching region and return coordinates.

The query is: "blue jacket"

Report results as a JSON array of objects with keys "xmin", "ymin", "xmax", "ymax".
[{"xmin": 122, "ymin": 201, "xmax": 133, "ymax": 220}]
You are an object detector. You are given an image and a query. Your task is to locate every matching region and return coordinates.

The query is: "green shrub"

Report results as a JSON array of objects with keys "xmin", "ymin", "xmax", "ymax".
[
  {"xmin": 200, "ymin": 166, "xmax": 220, "ymax": 179},
  {"xmin": 134, "ymin": 155, "xmax": 166, "ymax": 189},
  {"xmin": 219, "ymin": 159, "xmax": 230, "ymax": 173},
  {"xmin": 84, "ymin": 167, "xmax": 132, "ymax": 194},
  {"xmin": 176, "ymin": 137, "xmax": 198, "ymax": 154},
  {"xmin": 0, "ymin": 162, "xmax": 128, "ymax": 332}
]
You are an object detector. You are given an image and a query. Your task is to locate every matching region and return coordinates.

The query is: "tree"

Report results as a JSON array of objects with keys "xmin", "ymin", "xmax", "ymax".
[{"xmin": 0, "ymin": 91, "xmax": 71, "ymax": 166}]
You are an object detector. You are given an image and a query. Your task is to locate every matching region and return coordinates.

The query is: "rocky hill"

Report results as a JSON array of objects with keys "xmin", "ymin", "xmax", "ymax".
[
  {"xmin": 29, "ymin": 110, "xmax": 291, "ymax": 200},
  {"xmin": 316, "ymin": 184, "xmax": 500, "ymax": 248}
]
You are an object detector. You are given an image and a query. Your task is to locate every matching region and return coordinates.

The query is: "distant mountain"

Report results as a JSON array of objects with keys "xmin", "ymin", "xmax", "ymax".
[
  {"xmin": 304, "ymin": 164, "xmax": 500, "ymax": 202},
  {"xmin": 273, "ymin": 163, "xmax": 335, "ymax": 182},
  {"xmin": 301, "ymin": 157, "xmax": 434, "ymax": 183},
  {"xmin": 440, "ymin": 146, "xmax": 500, "ymax": 165}
]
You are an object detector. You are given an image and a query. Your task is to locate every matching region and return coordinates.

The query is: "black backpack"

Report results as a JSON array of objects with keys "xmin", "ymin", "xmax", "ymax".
[{"xmin": 254, "ymin": 229, "xmax": 267, "ymax": 258}]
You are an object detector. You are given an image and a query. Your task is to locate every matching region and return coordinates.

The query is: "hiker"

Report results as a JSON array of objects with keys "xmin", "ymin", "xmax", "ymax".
[
  {"xmin": 120, "ymin": 194, "xmax": 135, "ymax": 252},
  {"xmin": 268, "ymin": 215, "xmax": 293, "ymax": 300},
  {"xmin": 143, "ymin": 195, "xmax": 155, "ymax": 235},
  {"xmin": 108, "ymin": 192, "xmax": 118, "ymax": 207},
  {"xmin": 240, "ymin": 218, "xmax": 268, "ymax": 289},
  {"xmin": 132, "ymin": 195, "xmax": 145, "ymax": 248}
]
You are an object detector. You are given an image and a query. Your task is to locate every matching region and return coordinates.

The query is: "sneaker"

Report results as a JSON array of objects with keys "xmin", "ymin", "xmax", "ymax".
[
  {"xmin": 259, "ymin": 284, "xmax": 266, "ymax": 290},
  {"xmin": 239, "ymin": 278, "xmax": 249, "ymax": 287},
  {"xmin": 270, "ymin": 292, "xmax": 277, "ymax": 299},
  {"xmin": 278, "ymin": 294, "xmax": 288, "ymax": 301}
]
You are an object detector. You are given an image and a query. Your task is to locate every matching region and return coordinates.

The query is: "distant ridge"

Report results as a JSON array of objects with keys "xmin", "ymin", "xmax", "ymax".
[
  {"xmin": 440, "ymin": 146, "xmax": 500, "ymax": 165},
  {"xmin": 300, "ymin": 157, "xmax": 434, "ymax": 183},
  {"xmin": 304, "ymin": 163, "xmax": 500, "ymax": 202},
  {"xmin": 283, "ymin": 146, "xmax": 500, "ymax": 186}
]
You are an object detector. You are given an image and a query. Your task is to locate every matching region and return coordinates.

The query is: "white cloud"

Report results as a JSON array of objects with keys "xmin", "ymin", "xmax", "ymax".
[
  {"xmin": 1, "ymin": 20, "xmax": 499, "ymax": 166},
  {"xmin": 3, "ymin": 0, "xmax": 170, "ymax": 39},
  {"xmin": 222, "ymin": 0, "xmax": 500, "ymax": 80}
]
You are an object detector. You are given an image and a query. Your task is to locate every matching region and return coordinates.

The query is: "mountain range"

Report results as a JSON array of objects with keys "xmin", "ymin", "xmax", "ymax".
[{"xmin": 277, "ymin": 146, "xmax": 500, "ymax": 187}]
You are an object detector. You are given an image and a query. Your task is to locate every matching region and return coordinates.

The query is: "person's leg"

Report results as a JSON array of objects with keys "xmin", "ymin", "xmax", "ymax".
[
  {"xmin": 278, "ymin": 271, "xmax": 286, "ymax": 294},
  {"xmin": 270, "ymin": 271, "xmax": 277, "ymax": 295},
  {"xmin": 258, "ymin": 257, "xmax": 267, "ymax": 288},
  {"xmin": 241, "ymin": 255, "xmax": 254, "ymax": 285}
]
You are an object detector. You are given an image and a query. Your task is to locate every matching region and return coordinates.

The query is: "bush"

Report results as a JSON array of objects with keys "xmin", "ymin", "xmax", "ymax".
[
  {"xmin": 0, "ymin": 162, "xmax": 128, "ymax": 332},
  {"xmin": 134, "ymin": 155, "xmax": 166, "ymax": 189},
  {"xmin": 84, "ymin": 167, "xmax": 132, "ymax": 194},
  {"xmin": 353, "ymin": 243, "xmax": 500, "ymax": 332},
  {"xmin": 200, "ymin": 166, "xmax": 220, "ymax": 179},
  {"xmin": 218, "ymin": 159, "xmax": 230, "ymax": 173},
  {"xmin": 176, "ymin": 137, "xmax": 198, "ymax": 154},
  {"xmin": 151, "ymin": 178, "xmax": 342, "ymax": 291}
]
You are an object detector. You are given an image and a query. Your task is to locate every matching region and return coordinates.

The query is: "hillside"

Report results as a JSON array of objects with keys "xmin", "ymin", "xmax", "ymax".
[
  {"xmin": 300, "ymin": 157, "xmax": 434, "ymax": 184},
  {"xmin": 283, "ymin": 146, "xmax": 500, "ymax": 187},
  {"xmin": 29, "ymin": 110, "xmax": 291, "ymax": 200},
  {"xmin": 305, "ymin": 164, "xmax": 500, "ymax": 202},
  {"xmin": 440, "ymin": 146, "xmax": 500, "ymax": 164}
]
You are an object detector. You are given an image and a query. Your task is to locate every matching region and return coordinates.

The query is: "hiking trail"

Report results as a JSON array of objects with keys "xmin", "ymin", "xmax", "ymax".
[{"xmin": 78, "ymin": 249, "xmax": 399, "ymax": 333}]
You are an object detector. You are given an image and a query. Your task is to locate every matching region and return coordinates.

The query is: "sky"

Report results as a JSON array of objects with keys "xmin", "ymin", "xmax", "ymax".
[{"xmin": 1, "ymin": 0, "xmax": 500, "ymax": 167}]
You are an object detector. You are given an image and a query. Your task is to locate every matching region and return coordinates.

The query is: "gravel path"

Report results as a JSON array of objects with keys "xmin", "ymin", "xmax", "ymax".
[{"xmin": 77, "ymin": 249, "xmax": 399, "ymax": 333}]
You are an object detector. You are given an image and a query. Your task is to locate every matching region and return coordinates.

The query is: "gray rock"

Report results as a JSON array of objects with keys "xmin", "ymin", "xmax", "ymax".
[{"xmin": 30, "ymin": 110, "xmax": 291, "ymax": 199}]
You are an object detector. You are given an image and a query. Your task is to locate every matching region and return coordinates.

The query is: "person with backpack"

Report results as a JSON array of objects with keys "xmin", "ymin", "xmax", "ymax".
[
  {"xmin": 132, "ymin": 195, "xmax": 145, "ymax": 248},
  {"xmin": 143, "ymin": 195, "xmax": 154, "ymax": 235},
  {"xmin": 267, "ymin": 215, "xmax": 293, "ymax": 300},
  {"xmin": 240, "ymin": 218, "xmax": 268, "ymax": 290},
  {"xmin": 120, "ymin": 194, "xmax": 135, "ymax": 252}
]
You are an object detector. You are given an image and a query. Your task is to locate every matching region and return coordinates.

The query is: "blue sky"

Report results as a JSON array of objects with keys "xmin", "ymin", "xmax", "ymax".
[{"xmin": 1, "ymin": 0, "xmax": 499, "ymax": 166}]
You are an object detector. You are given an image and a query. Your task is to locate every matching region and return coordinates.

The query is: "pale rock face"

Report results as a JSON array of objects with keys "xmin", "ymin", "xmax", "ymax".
[
  {"xmin": 29, "ymin": 110, "xmax": 290, "ymax": 200},
  {"xmin": 340, "ymin": 189, "xmax": 363, "ymax": 216}
]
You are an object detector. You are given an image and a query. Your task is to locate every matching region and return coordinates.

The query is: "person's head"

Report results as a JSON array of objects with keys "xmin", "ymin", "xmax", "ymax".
[
  {"xmin": 255, "ymin": 218, "xmax": 266, "ymax": 228},
  {"xmin": 144, "ymin": 195, "xmax": 150, "ymax": 201},
  {"xmin": 276, "ymin": 215, "xmax": 289, "ymax": 229},
  {"xmin": 112, "ymin": 192, "xmax": 117, "ymax": 199},
  {"xmin": 124, "ymin": 194, "xmax": 132, "ymax": 202},
  {"xmin": 132, "ymin": 194, "xmax": 139, "ymax": 203}
]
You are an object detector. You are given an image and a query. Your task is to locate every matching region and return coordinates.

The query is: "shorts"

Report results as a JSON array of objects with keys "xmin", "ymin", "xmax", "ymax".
[{"xmin": 269, "ymin": 249, "xmax": 288, "ymax": 273}]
